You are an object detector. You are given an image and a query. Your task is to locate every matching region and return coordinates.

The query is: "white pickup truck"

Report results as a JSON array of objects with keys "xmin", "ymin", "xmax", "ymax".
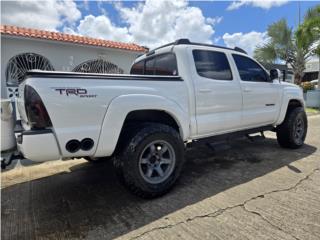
[{"xmin": 14, "ymin": 39, "xmax": 307, "ymax": 198}]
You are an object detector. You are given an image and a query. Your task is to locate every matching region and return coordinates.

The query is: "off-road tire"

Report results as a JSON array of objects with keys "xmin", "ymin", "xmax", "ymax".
[
  {"xmin": 276, "ymin": 107, "xmax": 307, "ymax": 149},
  {"xmin": 113, "ymin": 123, "xmax": 185, "ymax": 198}
]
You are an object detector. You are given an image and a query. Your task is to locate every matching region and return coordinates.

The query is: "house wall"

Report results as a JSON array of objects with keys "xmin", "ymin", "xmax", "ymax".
[
  {"xmin": 1, "ymin": 35, "xmax": 142, "ymax": 98},
  {"xmin": 305, "ymin": 60, "xmax": 319, "ymax": 73}
]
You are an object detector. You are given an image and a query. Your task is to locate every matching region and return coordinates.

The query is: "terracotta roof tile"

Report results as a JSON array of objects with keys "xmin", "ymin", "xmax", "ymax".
[{"xmin": 1, "ymin": 25, "xmax": 146, "ymax": 52}]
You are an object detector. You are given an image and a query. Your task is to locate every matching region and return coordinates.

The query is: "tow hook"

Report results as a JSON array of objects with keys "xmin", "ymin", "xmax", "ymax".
[{"xmin": 1, "ymin": 151, "xmax": 23, "ymax": 170}]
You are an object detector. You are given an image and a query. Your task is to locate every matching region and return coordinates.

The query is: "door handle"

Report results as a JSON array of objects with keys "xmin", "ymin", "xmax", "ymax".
[
  {"xmin": 199, "ymin": 88, "xmax": 212, "ymax": 93},
  {"xmin": 243, "ymin": 87, "xmax": 252, "ymax": 92}
]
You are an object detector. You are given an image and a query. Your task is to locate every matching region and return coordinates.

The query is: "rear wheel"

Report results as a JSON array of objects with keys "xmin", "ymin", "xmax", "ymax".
[
  {"xmin": 276, "ymin": 107, "xmax": 307, "ymax": 149},
  {"xmin": 113, "ymin": 123, "xmax": 185, "ymax": 198}
]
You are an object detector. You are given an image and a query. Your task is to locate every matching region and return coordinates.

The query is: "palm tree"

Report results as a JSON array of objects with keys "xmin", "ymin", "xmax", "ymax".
[
  {"xmin": 296, "ymin": 5, "xmax": 320, "ymax": 88},
  {"xmin": 289, "ymin": 47, "xmax": 308, "ymax": 84},
  {"xmin": 254, "ymin": 19, "xmax": 293, "ymax": 64},
  {"xmin": 254, "ymin": 18, "xmax": 313, "ymax": 84}
]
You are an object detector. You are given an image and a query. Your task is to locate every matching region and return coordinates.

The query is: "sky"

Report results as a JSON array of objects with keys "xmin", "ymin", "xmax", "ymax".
[{"xmin": 1, "ymin": 0, "xmax": 319, "ymax": 56}]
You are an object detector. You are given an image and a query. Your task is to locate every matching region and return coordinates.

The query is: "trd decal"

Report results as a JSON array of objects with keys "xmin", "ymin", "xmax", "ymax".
[{"xmin": 53, "ymin": 88, "xmax": 97, "ymax": 98}]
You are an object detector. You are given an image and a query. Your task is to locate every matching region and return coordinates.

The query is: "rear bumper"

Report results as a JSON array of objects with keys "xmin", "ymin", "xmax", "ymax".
[{"xmin": 14, "ymin": 121, "xmax": 61, "ymax": 161}]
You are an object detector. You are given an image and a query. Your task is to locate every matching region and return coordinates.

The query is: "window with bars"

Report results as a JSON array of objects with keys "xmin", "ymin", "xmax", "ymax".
[
  {"xmin": 6, "ymin": 53, "xmax": 55, "ymax": 86},
  {"xmin": 72, "ymin": 59, "xmax": 124, "ymax": 74}
]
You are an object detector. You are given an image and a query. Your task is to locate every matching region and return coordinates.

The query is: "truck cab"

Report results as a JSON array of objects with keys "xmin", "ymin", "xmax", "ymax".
[{"xmin": 130, "ymin": 39, "xmax": 302, "ymax": 138}]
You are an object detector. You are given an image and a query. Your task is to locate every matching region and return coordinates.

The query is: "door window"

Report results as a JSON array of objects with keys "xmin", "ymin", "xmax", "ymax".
[
  {"xmin": 193, "ymin": 50, "xmax": 232, "ymax": 80},
  {"xmin": 233, "ymin": 54, "xmax": 269, "ymax": 82}
]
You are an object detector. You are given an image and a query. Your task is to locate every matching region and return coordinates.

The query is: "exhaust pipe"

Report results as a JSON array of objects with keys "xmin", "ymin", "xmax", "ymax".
[
  {"xmin": 66, "ymin": 138, "xmax": 94, "ymax": 153},
  {"xmin": 80, "ymin": 138, "xmax": 94, "ymax": 151},
  {"xmin": 66, "ymin": 140, "xmax": 80, "ymax": 153}
]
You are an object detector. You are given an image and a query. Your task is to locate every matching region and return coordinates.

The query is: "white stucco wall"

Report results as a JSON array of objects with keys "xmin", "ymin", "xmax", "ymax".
[
  {"xmin": 305, "ymin": 59, "xmax": 320, "ymax": 73},
  {"xmin": 1, "ymin": 35, "xmax": 142, "ymax": 98}
]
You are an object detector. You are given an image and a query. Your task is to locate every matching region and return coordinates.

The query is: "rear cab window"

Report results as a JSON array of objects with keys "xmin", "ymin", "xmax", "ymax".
[
  {"xmin": 145, "ymin": 57, "xmax": 156, "ymax": 75},
  {"xmin": 154, "ymin": 53, "xmax": 178, "ymax": 75},
  {"xmin": 130, "ymin": 60, "xmax": 144, "ymax": 74},
  {"xmin": 130, "ymin": 53, "xmax": 178, "ymax": 76},
  {"xmin": 193, "ymin": 49, "xmax": 233, "ymax": 80}
]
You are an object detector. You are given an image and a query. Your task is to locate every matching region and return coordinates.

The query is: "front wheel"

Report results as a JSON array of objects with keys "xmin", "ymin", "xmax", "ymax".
[
  {"xmin": 276, "ymin": 107, "xmax": 308, "ymax": 149},
  {"xmin": 113, "ymin": 123, "xmax": 185, "ymax": 198}
]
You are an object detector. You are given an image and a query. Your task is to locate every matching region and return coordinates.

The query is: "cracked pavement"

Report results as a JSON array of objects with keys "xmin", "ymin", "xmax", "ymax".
[{"xmin": 1, "ymin": 115, "xmax": 320, "ymax": 240}]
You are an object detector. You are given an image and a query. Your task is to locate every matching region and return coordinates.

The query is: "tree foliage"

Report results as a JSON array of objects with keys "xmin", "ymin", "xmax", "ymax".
[
  {"xmin": 296, "ymin": 5, "xmax": 320, "ymax": 87},
  {"xmin": 254, "ymin": 5, "xmax": 320, "ymax": 84},
  {"xmin": 296, "ymin": 5, "xmax": 320, "ymax": 55},
  {"xmin": 254, "ymin": 19, "xmax": 294, "ymax": 64}
]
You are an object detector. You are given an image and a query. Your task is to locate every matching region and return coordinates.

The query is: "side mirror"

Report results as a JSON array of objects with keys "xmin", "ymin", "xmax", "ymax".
[{"xmin": 270, "ymin": 69, "xmax": 280, "ymax": 80}]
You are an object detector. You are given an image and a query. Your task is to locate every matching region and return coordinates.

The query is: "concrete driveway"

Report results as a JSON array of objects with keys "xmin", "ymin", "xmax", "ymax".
[{"xmin": 1, "ymin": 115, "xmax": 320, "ymax": 240}]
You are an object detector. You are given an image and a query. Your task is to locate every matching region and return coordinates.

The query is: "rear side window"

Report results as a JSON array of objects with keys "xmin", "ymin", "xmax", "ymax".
[
  {"xmin": 130, "ymin": 60, "xmax": 144, "ymax": 74},
  {"xmin": 130, "ymin": 53, "xmax": 178, "ymax": 76},
  {"xmin": 233, "ymin": 54, "xmax": 269, "ymax": 82},
  {"xmin": 193, "ymin": 50, "xmax": 232, "ymax": 80}
]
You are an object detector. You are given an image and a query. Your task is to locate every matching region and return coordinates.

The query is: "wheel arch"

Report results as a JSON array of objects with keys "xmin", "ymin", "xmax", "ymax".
[
  {"xmin": 276, "ymin": 98, "xmax": 305, "ymax": 125},
  {"xmin": 94, "ymin": 94, "xmax": 190, "ymax": 157},
  {"xmin": 122, "ymin": 109, "xmax": 181, "ymax": 133}
]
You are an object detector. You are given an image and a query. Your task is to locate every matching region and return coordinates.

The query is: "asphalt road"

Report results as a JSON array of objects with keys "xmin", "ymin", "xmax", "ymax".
[{"xmin": 1, "ymin": 115, "xmax": 320, "ymax": 240}]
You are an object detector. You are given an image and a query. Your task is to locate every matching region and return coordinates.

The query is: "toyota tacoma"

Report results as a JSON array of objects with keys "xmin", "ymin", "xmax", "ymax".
[{"xmin": 15, "ymin": 39, "xmax": 307, "ymax": 198}]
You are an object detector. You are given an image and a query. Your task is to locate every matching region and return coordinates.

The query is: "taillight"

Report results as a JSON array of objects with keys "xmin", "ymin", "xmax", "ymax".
[{"xmin": 24, "ymin": 85, "xmax": 52, "ymax": 129}]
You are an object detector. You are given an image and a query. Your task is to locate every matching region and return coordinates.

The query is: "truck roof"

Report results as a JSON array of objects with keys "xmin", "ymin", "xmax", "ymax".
[
  {"xmin": 148, "ymin": 38, "xmax": 247, "ymax": 55},
  {"xmin": 134, "ymin": 39, "xmax": 248, "ymax": 63}
]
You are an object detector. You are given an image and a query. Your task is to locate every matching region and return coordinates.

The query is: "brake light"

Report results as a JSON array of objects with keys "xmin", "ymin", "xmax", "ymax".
[{"xmin": 24, "ymin": 85, "xmax": 52, "ymax": 129}]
